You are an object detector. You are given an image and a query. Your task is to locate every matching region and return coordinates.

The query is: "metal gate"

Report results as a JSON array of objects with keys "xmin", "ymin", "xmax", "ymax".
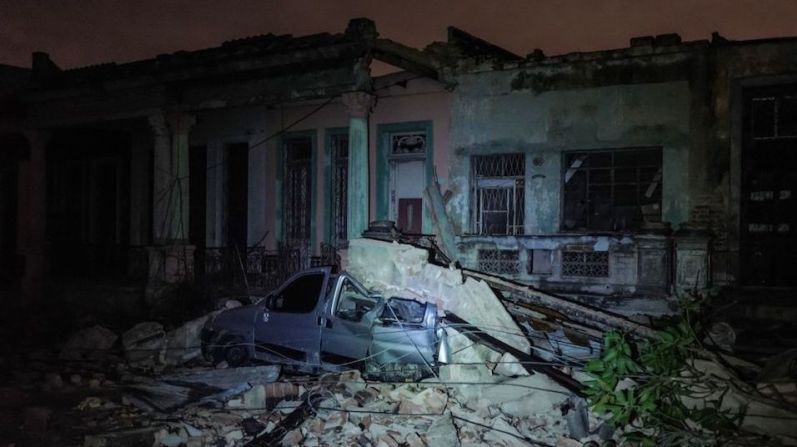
[{"xmin": 283, "ymin": 136, "xmax": 312, "ymax": 268}]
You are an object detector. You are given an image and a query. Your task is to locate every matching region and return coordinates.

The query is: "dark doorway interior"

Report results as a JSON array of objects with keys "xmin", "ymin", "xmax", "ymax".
[
  {"xmin": 49, "ymin": 129, "xmax": 131, "ymax": 277},
  {"xmin": 0, "ymin": 135, "xmax": 25, "ymax": 285},
  {"xmin": 226, "ymin": 143, "xmax": 248, "ymax": 253},
  {"xmin": 741, "ymin": 85, "xmax": 797, "ymax": 287},
  {"xmin": 189, "ymin": 145, "xmax": 207, "ymax": 275}
]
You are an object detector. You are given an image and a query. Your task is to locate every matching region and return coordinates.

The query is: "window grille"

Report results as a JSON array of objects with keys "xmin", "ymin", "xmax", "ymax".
[
  {"xmin": 477, "ymin": 249, "xmax": 520, "ymax": 275},
  {"xmin": 561, "ymin": 251, "xmax": 609, "ymax": 277},
  {"xmin": 390, "ymin": 131, "xmax": 426, "ymax": 156},
  {"xmin": 562, "ymin": 147, "xmax": 662, "ymax": 232},
  {"xmin": 751, "ymin": 95, "xmax": 797, "ymax": 139},
  {"xmin": 284, "ymin": 137, "xmax": 312, "ymax": 242},
  {"xmin": 330, "ymin": 133, "xmax": 348, "ymax": 246},
  {"xmin": 471, "ymin": 154, "xmax": 525, "ymax": 235}
]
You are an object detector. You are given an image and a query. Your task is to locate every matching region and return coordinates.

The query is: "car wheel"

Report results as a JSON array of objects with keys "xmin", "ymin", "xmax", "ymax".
[{"xmin": 224, "ymin": 339, "xmax": 249, "ymax": 366}]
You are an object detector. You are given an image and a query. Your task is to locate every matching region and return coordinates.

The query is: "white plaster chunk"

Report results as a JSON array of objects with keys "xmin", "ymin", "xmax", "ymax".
[
  {"xmin": 343, "ymin": 239, "xmax": 530, "ymax": 354},
  {"xmin": 493, "ymin": 352, "xmax": 530, "ymax": 377},
  {"xmin": 425, "ymin": 414, "xmax": 460, "ymax": 447}
]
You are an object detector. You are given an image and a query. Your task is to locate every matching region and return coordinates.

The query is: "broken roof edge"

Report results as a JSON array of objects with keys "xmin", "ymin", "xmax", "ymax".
[
  {"xmin": 453, "ymin": 31, "xmax": 797, "ymax": 75},
  {"xmin": 446, "ymin": 26, "xmax": 523, "ymax": 63}
]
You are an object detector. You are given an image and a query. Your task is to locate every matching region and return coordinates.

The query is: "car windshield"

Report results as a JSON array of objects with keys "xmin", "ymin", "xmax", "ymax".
[{"xmin": 335, "ymin": 276, "xmax": 379, "ymax": 322}]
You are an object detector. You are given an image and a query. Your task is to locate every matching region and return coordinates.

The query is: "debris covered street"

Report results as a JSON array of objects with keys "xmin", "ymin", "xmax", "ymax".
[
  {"xmin": 4, "ymin": 3, "xmax": 797, "ymax": 445},
  {"xmin": 2, "ymin": 238, "xmax": 796, "ymax": 446}
]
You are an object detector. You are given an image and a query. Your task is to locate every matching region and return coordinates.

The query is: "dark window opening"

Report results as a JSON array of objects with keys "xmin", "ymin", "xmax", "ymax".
[
  {"xmin": 471, "ymin": 154, "xmax": 525, "ymax": 235},
  {"xmin": 271, "ymin": 272, "xmax": 324, "ymax": 313},
  {"xmin": 284, "ymin": 136, "xmax": 312, "ymax": 243},
  {"xmin": 562, "ymin": 147, "xmax": 662, "ymax": 232},
  {"xmin": 330, "ymin": 133, "xmax": 348, "ymax": 246},
  {"xmin": 751, "ymin": 95, "xmax": 797, "ymax": 139},
  {"xmin": 225, "ymin": 143, "xmax": 248, "ymax": 252}
]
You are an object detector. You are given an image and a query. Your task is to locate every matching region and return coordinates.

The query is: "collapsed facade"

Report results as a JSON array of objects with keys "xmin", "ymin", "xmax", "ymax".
[{"xmin": 1, "ymin": 19, "xmax": 797, "ymax": 308}]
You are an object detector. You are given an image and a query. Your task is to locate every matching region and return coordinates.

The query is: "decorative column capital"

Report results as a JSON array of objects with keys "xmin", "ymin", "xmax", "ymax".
[
  {"xmin": 342, "ymin": 91, "xmax": 376, "ymax": 118},
  {"xmin": 166, "ymin": 112, "xmax": 196, "ymax": 135},
  {"xmin": 148, "ymin": 112, "xmax": 196, "ymax": 136},
  {"xmin": 148, "ymin": 113, "xmax": 169, "ymax": 137}
]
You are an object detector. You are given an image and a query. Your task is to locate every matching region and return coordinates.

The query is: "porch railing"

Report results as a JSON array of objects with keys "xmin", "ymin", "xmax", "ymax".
[{"xmin": 197, "ymin": 243, "xmax": 339, "ymax": 292}]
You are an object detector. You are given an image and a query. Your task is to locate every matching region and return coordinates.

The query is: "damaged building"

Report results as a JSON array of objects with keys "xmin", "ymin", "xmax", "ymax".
[
  {"xmin": 2, "ymin": 16, "xmax": 797, "ymax": 447},
  {"xmin": 2, "ymin": 19, "xmax": 797, "ymax": 312}
]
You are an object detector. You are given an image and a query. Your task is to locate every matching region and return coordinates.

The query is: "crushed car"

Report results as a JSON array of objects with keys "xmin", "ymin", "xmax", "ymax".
[{"xmin": 201, "ymin": 267, "xmax": 446, "ymax": 380}]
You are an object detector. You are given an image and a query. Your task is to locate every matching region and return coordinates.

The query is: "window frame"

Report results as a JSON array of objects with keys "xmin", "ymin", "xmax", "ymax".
[
  {"xmin": 269, "ymin": 271, "xmax": 326, "ymax": 314},
  {"xmin": 560, "ymin": 147, "xmax": 663, "ymax": 233},
  {"xmin": 470, "ymin": 153, "xmax": 526, "ymax": 235}
]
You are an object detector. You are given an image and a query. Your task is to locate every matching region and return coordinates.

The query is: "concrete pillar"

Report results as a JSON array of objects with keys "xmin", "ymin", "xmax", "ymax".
[
  {"xmin": 342, "ymin": 92, "xmax": 375, "ymax": 240},
  {"xmin": 248, "ymin": 132, "xmax": 268, "ymax": 247},
  {"xmin": 20, "ymin": 129, "xmax": 50, "ymax": 299},
  {"xmin": 146, "ymin": 112, "xmax": 196, "ymax": 292},
  {"xmin": 149, "ymin": 114, "xmax": 171, "ymax": 242},
  {"xmin": 149, "ymin": 113, "xmax": 195, "ymax": 242},
  {"xmin": 674, "ymin": 225, "xmax": 712, "ymax": 292},
  {"xmin": 169, "ymin": 113, "xmax": 193, "ymax": 241}
]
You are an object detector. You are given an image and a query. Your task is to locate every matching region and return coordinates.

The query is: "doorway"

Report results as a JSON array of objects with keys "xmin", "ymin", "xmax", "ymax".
[
  {"xmin": 740, "ymin": 85, "xmax": 797, "ymax": 287},
  {"xmin": 382, "ymin": 127, "xmax": 429, "ymax": 235},
  {"xmin": 225, "ymin": 143, "xmax": 249, "ymax": 253}
]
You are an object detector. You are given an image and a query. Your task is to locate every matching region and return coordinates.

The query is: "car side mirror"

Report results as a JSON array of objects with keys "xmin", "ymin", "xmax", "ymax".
[{"xmin": 265, "ymin": 294, "xmax": 276, "ymax": 310}]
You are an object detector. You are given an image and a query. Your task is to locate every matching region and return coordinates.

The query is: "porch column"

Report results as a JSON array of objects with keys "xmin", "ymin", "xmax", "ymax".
[
  {"xmin": 149, "ymin": 112, "xmax": 195, "ymax": 241},
  {"xmin": 342, "ymin": 91, "xmax": 376, "ymax": 240},
  {"xmin": 20, "ymin": 129, "xmax": 50, "ymax": 299},
  {"xmin": 146, "ymin": 112, "xmax": 195, "ymax": 291}
]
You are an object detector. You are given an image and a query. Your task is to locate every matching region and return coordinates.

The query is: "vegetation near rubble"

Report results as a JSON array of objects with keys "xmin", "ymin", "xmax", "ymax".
[{"xmin": 584, "ymin": 293, "xmax": 752, "ymax": 447}]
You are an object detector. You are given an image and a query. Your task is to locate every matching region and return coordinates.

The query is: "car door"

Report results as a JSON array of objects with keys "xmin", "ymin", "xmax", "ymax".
[
  {"xmin": 320, "ymin": 274, "xmax": 381, "ymax": 367},
  {"xmin": 254, "ymin": 267, "xmax": 331, "ymax": 367}
]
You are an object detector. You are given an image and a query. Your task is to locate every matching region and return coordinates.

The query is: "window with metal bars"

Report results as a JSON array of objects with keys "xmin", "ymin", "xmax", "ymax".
[
  {"xmin": 477, "ymin": 249, "xmax": 520, "ymax": 274},
  {"xmin": 562, "ymin": 147, "xmax": 662, "ymax": 232},
  {"xmin": 330, "ymin": 133, "xmax": 348, "ymax": 246},
  {"xmin": 284, "ymin": 137, "xmax": 312, "ymax": 242},
  {"xmin": 751, "ymin": 95, "xmax": 797, "ymax": 139},
  {"xmin": 471, "ymin": 153, "xmax": 525, "ymax": 235},
  {"xmin": 561, "ymin": 251, "xmax": 609, "ymax": 277}
]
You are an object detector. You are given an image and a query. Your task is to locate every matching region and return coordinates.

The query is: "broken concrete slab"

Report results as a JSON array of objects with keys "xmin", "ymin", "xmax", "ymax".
[
  {"xmin": 493, "ymin": 352, "xmax": 530, "ymax": 377},
  {"xmin": 159, "ymin": 365, "xmax": 281, "ymax": 389},
  {"xmin": 162, "ymin": 313, "xmax": 217, "ymax": 366},
  {"xmin": 121, "ymin": 322, "xmax": 165, "ymax": 364},
  {"xmin": 464, "ymin": 373, "xmax": 571, "ymax": 418},
  {"xmin": 343, "ymin": 238, "xmax": 531, "ymax": 354},
  {"xmin": 425, "ymin": 413, "xmax": 460, "ymax": 447},
  {"xmin": 397, "ymin": 387, "xmax": 447, "ymax": 415}
]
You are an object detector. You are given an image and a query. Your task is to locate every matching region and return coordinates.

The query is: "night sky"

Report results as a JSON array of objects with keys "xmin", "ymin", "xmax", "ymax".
[{"xmin": 2, "ymin": 0, "xmax": 797, "ymax": 70}]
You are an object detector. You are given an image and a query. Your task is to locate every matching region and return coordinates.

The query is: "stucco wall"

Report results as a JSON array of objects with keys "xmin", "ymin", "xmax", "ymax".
[
  {"xmin": 186, "ymin": 75, "xmax": 450, "ymax": 255},
  {"xmin": 448, "ymin": 72, "xmax": 691, "ymax": 235}
]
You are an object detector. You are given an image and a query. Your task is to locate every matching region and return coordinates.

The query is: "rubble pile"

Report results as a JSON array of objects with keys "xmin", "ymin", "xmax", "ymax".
[{"xmin": 2, "ymin": 238, "xmax": 796, "ymax": 446}]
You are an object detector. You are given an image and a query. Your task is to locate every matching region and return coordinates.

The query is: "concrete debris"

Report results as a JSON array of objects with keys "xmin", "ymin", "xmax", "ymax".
[
  {"xmin": 343, "ymin": 238, "xmax": 531, "ymax": 354},
  {"xmin": 121, "ymin": 322, "xmax": 166, "ymax": 364},
  {"xmin": 425, "ymin": 414, "xmax": 459, "ymax": 447},
  {"xmin": 60, "ymin": 325, "xmax": 118, "ymax": 360},
  {"xmin": 162, "ymin": 314, "xmax": 216, "ymax": 366},
  {"xmin": 703, "ymin": 321, "xmax": 736, "ymax": 353},
  {"xmin": 493, "ymin": 352, "xmax": 530, "ymax": 377},
  {"xmin": 6, "ymin": 238, "xmax": 795, "ymax": 447}
]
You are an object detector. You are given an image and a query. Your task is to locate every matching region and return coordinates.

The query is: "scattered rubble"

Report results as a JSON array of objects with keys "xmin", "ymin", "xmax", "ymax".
[{"xmin": 2, "ymin": 238, "xmax": 796, "ymax": 446}]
